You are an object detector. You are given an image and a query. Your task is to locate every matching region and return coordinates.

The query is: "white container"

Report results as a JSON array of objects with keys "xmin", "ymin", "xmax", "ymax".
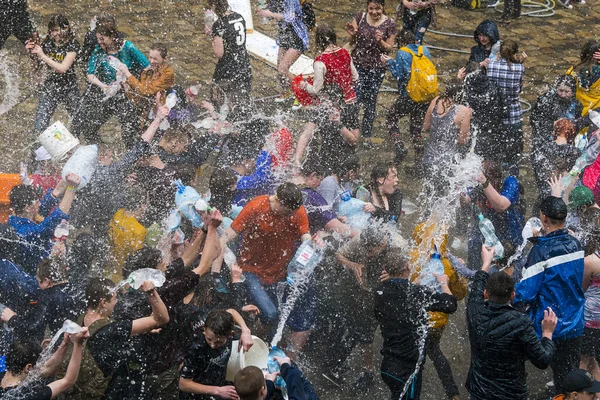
[
  {"xmin": 61, "ymin": 145, "xmax": 98, "ymax": 189},
  {"xmin": 226, "ymin": 335, "xmax": 269, "ymax": 381},
  {"xmin": 38, "ymin": 121, "xmax": 80, "ymax": 161}
]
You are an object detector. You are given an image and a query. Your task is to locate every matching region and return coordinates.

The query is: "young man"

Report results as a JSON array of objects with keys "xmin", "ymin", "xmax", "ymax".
[
  {"xmin": 178, "ymin": 310, "xmax": 238, "ymax": 400},
  {"xmin": 217, "ymin": 183, "xmax": 310, "ymax": 333},
  {"xmin": 375, "ymin": 247, "xmax": 457, "ymax": 400},
  {"xmin": 9, "ymin": 173, "xmax": 80, "ymax": 273},
  {"xmin": 515, "ymin": 195, "xmax": 585, "ymax": 395},
  {"xmin": 234, "ymin": 356, "xmax": 318, "ymax": 400},
  {"xmin": 1, "ymin": 329, "xmax": 89, "ymax": 400},
  {"xmin": 467, "ymin": 245, "xmax": 557, "ymax": 400},
  {"xmin": 552, "ymin": 369, "xmax": 600, "ymax": 400}
]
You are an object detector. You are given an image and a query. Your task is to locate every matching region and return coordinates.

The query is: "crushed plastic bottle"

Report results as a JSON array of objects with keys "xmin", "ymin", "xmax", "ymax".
[
  {"xmin": 419, "ymin": 247, "xmax": 445, "ymax": 292},
  {"xmin": 267, "ymin": 346, "xmax": 288, "ymax": 391},
  {"xmin": 54, "ymin": 219, "xmax": 70, "ymax": 240},
  {"xmin": 204, "ymin": 10, "xmax": 218, "ymax": 30},
  {"xmin": 61, "ymin": 145, "xmax": 98, "ymax": 189},
  {"xmin": 478, "ymin": 214, "xmax": 505, "ymax": 260},
  {"xmin": 62, "ymin": 319, "xmax": 84, "ymax": 334},
  {"xmin": 167, "ymin": 209, "xmax": 182, "ymax": 231},
  {"xmin": 522, "ymin": 217, "xmax": 543, "ymax": 241},
  {"xmin": 337, "ymin": 190, "xmax": 371, "ymax": 230},
  {"xmin": 165, "ymin": 91, "xmax": 178, "ymax": 110},
  {"xmin": 128, "ymin": 268, "xmax": 166, "ymax": 290},
  {"xmin": 286, "ymin": 240, "xmax": 322, "ymax": 285},
  {"xmin": 194, "ymin": 198, "xmax": 213, "ymax": 213},
  {"xmin": 174, "ymin": 180, "xmax": 203, "ymax": 228}
]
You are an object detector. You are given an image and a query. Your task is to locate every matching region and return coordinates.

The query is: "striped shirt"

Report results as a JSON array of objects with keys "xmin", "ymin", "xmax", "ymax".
[{"xmin": 487, "ymin": 58, "xmax": 525, "ymax": 125}]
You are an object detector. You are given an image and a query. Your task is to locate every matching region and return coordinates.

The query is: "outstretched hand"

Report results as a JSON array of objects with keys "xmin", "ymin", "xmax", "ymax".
[
  {"xmin": 481, "ymin": 245, "xmax": 495, "ymax": 270},
  {"xmin": 547, "ymin": 174, "xmax": 565, "ymax": 198}
]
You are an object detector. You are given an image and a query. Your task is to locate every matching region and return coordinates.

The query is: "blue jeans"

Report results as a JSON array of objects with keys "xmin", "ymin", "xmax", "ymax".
[
  {"xmin": 243, "ymin": 272, "xmax": 280, "ymax": 325},
  {"xmin": 34, "ymin": 81, "xmax": 80, "ymax": 133},
  {"xmin": 355, "ymin": 67, "xmax": 386, "ymax": 138},
  {"xmin": 402, "ymin": 9, "xmax": 432, "ymax": 44}
]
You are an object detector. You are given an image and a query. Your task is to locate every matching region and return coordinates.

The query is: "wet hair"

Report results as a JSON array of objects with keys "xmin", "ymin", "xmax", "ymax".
[
  {"xmin": 96, "ymin": 19, "xmax": 123, "ymax": 48},
  {"xmin": 315, "ymin": 24, "xmax": 337, "ymax": 52},
  {"xmin": 9, "ymin": 184, "xmax": 39, "ymax": 214},
  {"xmin": 123, "ymin": 247, "xmax": 163, "ymax": 278},
  {"xmin": 208, "ymin": 0, "xmax": 230, "ymax": 17},
  {"xmin": 124, "ymin": 185, "xmax": 147, "ymax": 212},
  {"xmin": 205, "ymin": 310, "xmax": 234, "ymax": 337},
  {"xmin": 150, "ymin": 42, "xmax": 168, "ymax": 58},
  {"xmin": 486, "ymin": 271, "xmax": 514, "ymax": 304},
  {"xmin": 366, "ymin": 0, "xmax": 385, "ymax": 8},
  {"xmin": 336, "ymin": 154, "xmax": 360, "ymax": 178},
  {"xmin": 368, "ymin": 161, "xmax": 395, "ymax": 208},
  {"xmin": 96, "ymin": 14, "xmax": 117, "ymax": 32},
  {"xmin": 6, "ymin": 341, "xmax": 42, "ymax": 375},
  {"xmin": 276, "ymin": 182, "xmax": 303, "ymax": 211},
  {"xmin": 382, "ymin": 247, "xmax": 409, "ymax": 276},
  {"xmin": 552, "ymin": 119, "xmax": 576, "ymax": 144},
  {"xmin": 37, "ymin": 257, "xmax": 68, "ymax": 283},
  {"xmin": 555, "ymin": 74, "xmax": 577, "ymax": 95},
  {"xmin": 499, "ymin": 39, "xmax": 520, "ymax": 68},
  {"xmin": 85, "ymin": 277, "xmax": 115, "ymax": 309},
  {"xmin": 482, "ymin": 160, "xmax": 503, "ymax": 191},
  {"xmin": 234, "ymin": 366, "xmax": 265, "ymax": 400},
  {"xmin": 162, "ymin": 126, "xmax": 190, "ymax": 148},
  {"xmin": 189, "ymin": 275, "xmax": 217, "ymax": 312},
  {"xmin": 396, "ymin": 29, "xmax": 415, "ymax": 48},
  {"xmin": 575, "ymin": 40, "xmax": 600, "ymax": 74},
  {"xmin": 465, "ymin": 61, "xmax": 481, "ymax": 75},
  {"xmin": 359, "ymin": 226, "xmax": 387, "ymax": 250},
  {"xmin": 299, "ymin": 151, "xmax": 326, "ymax": 178},
  {"xmin": 209, "ymin": 167, "xmax": 238, "ymax": 215},
  {"xmin": 47, "ymin": 14, "xmax": 73, "ymax": 40},
  {"xmin": 492, "ymin": 241, "xmax": 515, "ymax": 269},
  {"xmin": 438, "ymin": 79, "xmax": 462, "ymax": 110}
]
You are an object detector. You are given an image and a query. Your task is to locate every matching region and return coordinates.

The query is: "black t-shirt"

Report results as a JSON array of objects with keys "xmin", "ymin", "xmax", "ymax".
[
  {"xmin": 86, "ymin": 320, "xmax": 133, "ymax": 377},
  {"xmin": 0, "ymin": 384, "xmax": 52, "ymax": 400},
  {"xmin": 179, "ymin": 334, "xmax": 232, "ymax": 400},
  {"xmin": 211, "ymin": 12, "xmax": 251, "ymax": 83},
  {"xmin": 40, "ymin": 36, "xmax": 80, "ymax": 86}
]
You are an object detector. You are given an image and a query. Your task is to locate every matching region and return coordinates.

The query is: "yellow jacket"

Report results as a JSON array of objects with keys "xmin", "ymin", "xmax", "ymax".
[
  {"xmin": 566, "ymin": 65, "xmax": 600, "ymax": 116},
  {"xmin": 410, "ymin": 222, "xmax": 467, "ymax": 329},
  {"xmin": 108, "ymin": 209, "xmax": 146, "ymax": 281}
]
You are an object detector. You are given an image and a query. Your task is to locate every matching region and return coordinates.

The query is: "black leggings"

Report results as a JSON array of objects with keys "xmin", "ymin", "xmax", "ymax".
[
  {"xmin": 0, "ymin": 5, "xmax": 34, "ymax": 49},
  {"xmin": 380, "ymin": 357, "xmax": 423, "ymax": 400},
  {"xmin": 426, "ymin": 326, "xmax": 460, "ymax": 399}
]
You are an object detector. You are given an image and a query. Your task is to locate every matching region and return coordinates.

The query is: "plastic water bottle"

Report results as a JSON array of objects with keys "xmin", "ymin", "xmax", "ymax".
[
  {"xmin": 478, "ymin": 214, "xmax": 505, "ymax": 260},
  {"xmin": 62, "ymin": 145, "xmax": 98, "ymax": 189},
  {"xmin": 337, "ymin": 190, "xmax": 371, "ymax": 230},
  {"xmin": 522, "ymin": 217, "xmax": 542, "ymax": 240},
  {"xmin": 167, "ymin": 209, "xmax": 181, "ymax": 232},
  {"xmin": 165, "ymin": 92, "xmax": 178, "ymax": 110},
  {"xmin": 204, "ymin": 10, "xmax": 218, "ymax": 30},
  {"xmin": 54, "ymin": 219, "xmax": 70, "ymax": 240},
  {"xmin": 419, "ymin": 248, "xmax": 445, "ymax": 292},
  {"xmin": 107, "ymin": 56, "xmax": 122, "ymax": 72},
  {"xmin": 286, "ymin": 241, "xmax": 322, "ymax": 285},
  {"xmin": 174, "ymin": 180, "xmax": 203, "ymax": 228},
  {"xmin": 62, "ymin": 319, "xmax": 84, "ymax": 334},
  {"xmin": 257, "ymin": 0, "xmax": 269, "ymax": 24},
  {"xmin": 128, "ymin": 268, "xmax": 166, "ymax": 290},
  {"xmin": 267, "ymin": 347, "xmax": 288, "ymax": 390},
  {"xmin": 194, "ymin": 198, "xmax": 213, "ymax": 213}
]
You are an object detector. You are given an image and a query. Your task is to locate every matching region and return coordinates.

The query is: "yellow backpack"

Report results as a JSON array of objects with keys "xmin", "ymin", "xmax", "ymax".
[{"xmin": 401, "ymin": 46, "xmax": 439, "ymax": 103}]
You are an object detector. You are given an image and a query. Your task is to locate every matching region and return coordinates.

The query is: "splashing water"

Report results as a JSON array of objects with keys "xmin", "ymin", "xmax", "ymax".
[
  {"xmin": 271, "ymin": 275, "xmax": 310, "ymax": 348},
  {"xmin": 0, "ymin": 51, "xmax": 20, "ymax": 116}
]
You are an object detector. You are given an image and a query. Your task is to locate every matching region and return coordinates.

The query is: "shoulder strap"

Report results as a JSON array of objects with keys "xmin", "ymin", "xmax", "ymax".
[
  {"xmin": 360, "ymin": 12, "xmax": 366, "ymax": 25},
  {"xmin": 417, "ymin": 45, "xmax": 424, "ymax": 56},
  {"xmin": 400, "ymin": 46, "xmax": 416, "ymax": 57}
]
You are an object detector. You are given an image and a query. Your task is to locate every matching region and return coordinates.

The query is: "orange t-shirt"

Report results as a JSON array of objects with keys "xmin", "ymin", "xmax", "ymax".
[{"xmin": 231, "ymin": 195, "xmax": 309, "ymax": 285}]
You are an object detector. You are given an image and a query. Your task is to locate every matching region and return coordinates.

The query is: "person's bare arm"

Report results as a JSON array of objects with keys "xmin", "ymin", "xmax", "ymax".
[
  {"xmin": 226, "ymin": 309, "xmax": 253, "ymax": 351},
  {"xmin": 583, "ymin": 254, "xmax": 600, "ymax": 292},
  {"xmin": 58, "ymin": 173, "xmax": 81, "ymax": 215},
  {"xmin": 181, "ymin": 230, "xmax": 207, "ymax": 268},
  {"xmin": 192, "ymin": 212, "xmax": 223, "ymax": 277},
  {"xmin": 302, "ymin": 62, "xmax": 325, "ymax": 95},
  {"xmin": 212, "ymin": 36, "xmax": 225, "ymax": 59},
  {"xmin": 477, "ymin": 174, "xmax": 511, "ymax": 211},
  {"xmin": 480, "ymin": 245, "xmax": 495, "ymax": 273},
  {"xmin": 33, "ymin": 46, "xmax": 77, "ymax": 74},
  {"xmin": 422, "ymin": 98, "xmax": 437, "ymax": 133},
  {"xmin": 324, "ymin": 218, "xmax": 359, "ymax": 238},
  {"xmin": 41, "ymin": 334, "xmax": 70, "ymax": 378},
  {"xmin": 293, "ymin": 122, "xmax": 317, "ymax": 167},
  {"xmin": 336, "ymin": 252, "xmax": 364, "ymax": 284},
  {"xmin": 87, "ymin": 74, "xmax": 108, "ymax": 90},
  {"xmin": 179, "ymin": 379, "xmax": 239, "ymax": 399},
  {"xmin": 131, "ymin": 282, "xmax": 170, "ymax": 336},
  {"xmin": 457, "ymin": 106, "xmax": 472, "ymax": 146},
  {"xmin": 46, "ymin": 329, "xmax": 90, "ymax": 399},
  {"xmin": 340, "ymin": 127, "xmax": 360, "ymax": 145},
  {"xmin": 141, "ymin": 100, "xmax": 169, "ymax": 143}
]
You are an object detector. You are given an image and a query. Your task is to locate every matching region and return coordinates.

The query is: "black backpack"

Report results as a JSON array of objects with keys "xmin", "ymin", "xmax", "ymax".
[{"xmin": 301, "ymin": 0, "xmax": 316, "ymax": 31}]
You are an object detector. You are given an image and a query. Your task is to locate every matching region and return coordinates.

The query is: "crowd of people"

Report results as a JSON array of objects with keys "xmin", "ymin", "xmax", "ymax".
[{"xmin": 1, "ymin": 0, "xmax": 600, "ymax": 399}]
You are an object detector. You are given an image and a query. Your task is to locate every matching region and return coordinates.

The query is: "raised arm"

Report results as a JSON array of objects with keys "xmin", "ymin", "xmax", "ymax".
[
  {"xmin": 130, "ymin": 281, "xmax": 170, "ymax": 336},
  {"xmin": 46, "ymin": 329, "xmax": 90, "ymax": 399},
  {"xmin": 478, "ymin": 174, "xmax": 511, "ymax": 212},
  {"xmin": 31, "ymin": 45, "xmax": 77, "ymax": 74}
]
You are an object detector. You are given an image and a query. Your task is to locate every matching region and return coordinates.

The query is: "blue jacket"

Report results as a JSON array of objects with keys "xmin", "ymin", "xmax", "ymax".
[
  {"xmin": 386, "ymin": 44, "xmax": 432, "ymax": 98},
  {"xmin": 233, "ymin": 150, "xmax": 273, "ymax": 207},
  {"xmin": 266, "ymin": 362, "xmax": 318, "ymax": 400},
  {"xmin": 514, "ymin": 229, "xmax": 585, "ymax": 339},
  {"xmin": 8, "ymin": 189, "xmax": 68, "ymax": 274},
  {"xmin": 0, "ymin": 259, "xmax": 38, "ymax": 312}
]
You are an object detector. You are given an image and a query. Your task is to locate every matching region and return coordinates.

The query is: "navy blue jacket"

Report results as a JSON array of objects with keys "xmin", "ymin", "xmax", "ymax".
[{"xmin": 514, "ymin": 228, "xmax": 585, "ymax": 339}]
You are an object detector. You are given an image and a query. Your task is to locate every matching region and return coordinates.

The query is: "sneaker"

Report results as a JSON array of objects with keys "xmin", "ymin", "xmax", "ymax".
[
  {"xmin": 322, "ymin": 370, "xmax": 343, "ymax": 387},
  {"xmin": 558, "ymin": 0, "xmax": 573, "ymax": 8},
  {"xmin": 352, "ymin": 371, "xmax": 375, "ymax": 394},
  {"xmin": 291, "ymin": 98, "xmax": 303, "ymax": 111}
]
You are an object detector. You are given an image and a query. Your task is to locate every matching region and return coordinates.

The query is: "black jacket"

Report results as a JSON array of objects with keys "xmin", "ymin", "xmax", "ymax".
[
  {"xmin": 466, "ymin": 271, "xmax": 555, "ymax": 400},
  {"xmin": 530, "ymin": 90, "xmax": 585, "ymax": 150},
  {"xmin": 469, "ymin": 20, "xmax": 500, "ymax": 63},
  {"xmin": 374, "ymin": 278, "xmax": 457, "ymax": 365}
]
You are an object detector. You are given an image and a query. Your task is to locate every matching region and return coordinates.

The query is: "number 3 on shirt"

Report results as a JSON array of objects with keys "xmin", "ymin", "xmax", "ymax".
[{"xmin": 233, "ymin": 21, "xmax": 245, "ymax": 45}]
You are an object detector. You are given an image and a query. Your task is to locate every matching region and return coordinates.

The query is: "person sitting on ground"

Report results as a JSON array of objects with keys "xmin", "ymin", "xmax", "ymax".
[
  {"xmin": 0, "ymin": 330, "xmax": 89, "ymax": 400},
  {"xmin": 234, "ymin": 356, "xmax": 318, "ymax": 400},
  {"xmin": 9, "ymin": 173, "xmax": 80, "ymax": 274},
  {"xmin": 468, "ymin": 20, "xmax": 500, "ymax": 64},
  {"xmin": 466, "ymin": 245, "xmax": 557, "ymax": 400},
  {"xmin": 552, "ymin": 369, "xmax": 600, "ymax": 400},
  {"xmin": 375, "ymin": 247, "xmax": 457, "ymax": 400},
  {"xmin": 178, "ymin": 310, "xmax": 238, "ymax": 400}
]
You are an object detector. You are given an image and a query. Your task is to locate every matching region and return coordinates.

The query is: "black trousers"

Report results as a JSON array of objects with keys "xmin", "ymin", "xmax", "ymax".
[
  {"xmin": 426, "ymin": 327, "xmax": 460, "ymax": 399},
  {"xmin": 0, "ymin": 5, "xmax": 35, "ymax": 49},
  {"xmin": 551, "ymin": 336, "xmax": 583, "ymax": 395},
  {"xmin": 381, "ymin": 356, "xmax": 423, "ymax": 400}
]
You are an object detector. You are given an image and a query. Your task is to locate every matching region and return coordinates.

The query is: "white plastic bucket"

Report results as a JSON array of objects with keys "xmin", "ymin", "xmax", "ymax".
[
  {"xmin": 226, "ymin": 336, "xmax": 269, "ymax": 381},
  {"xmin": 61, "ymin": 144, "xmax": 98, "ymax": 189},
  {"xmin": 38, "ymin": 121, "xmax": 80, "ymax": 161}
]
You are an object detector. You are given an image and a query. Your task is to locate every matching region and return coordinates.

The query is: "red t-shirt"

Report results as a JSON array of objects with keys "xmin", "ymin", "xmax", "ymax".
[{"xmin": 231, "ymin": 195, "xmax": 309, "ymax": 285}]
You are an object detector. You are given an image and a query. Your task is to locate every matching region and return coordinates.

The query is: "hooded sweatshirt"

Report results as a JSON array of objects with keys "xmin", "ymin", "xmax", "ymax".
[{"xmin": 469, "ymin": 20, "xmax": 500, "ymax": 63}]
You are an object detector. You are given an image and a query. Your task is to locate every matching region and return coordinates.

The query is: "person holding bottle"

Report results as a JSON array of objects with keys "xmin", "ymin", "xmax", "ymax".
[
  {"xmin": 345, "ymin": 0, "xmax": 396, "ymax": 140},
  {"xmin": 26, "ymin": 14, "xmax": 80, "ymax": 135}
]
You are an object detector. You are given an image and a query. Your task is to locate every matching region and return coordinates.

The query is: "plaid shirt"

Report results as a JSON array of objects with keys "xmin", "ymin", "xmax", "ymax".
[{"xmin": 487, "ymin": 59, "xmax": 525, "ymax": 125}]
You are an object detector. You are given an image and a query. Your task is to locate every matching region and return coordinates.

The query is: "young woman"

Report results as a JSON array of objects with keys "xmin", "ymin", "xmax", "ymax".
[
  {"xmin": 486, "ymin": 39, "xmax": 526, "ymax": 169},
  {"xmin": 567, "ymin": 40, "xmax": 600, "ymax": 117},
  {"xmin": 398, "ymin": 0, "xmax": 438, "ymax": 44},
  {"xmin": 26, "ymin": 14, "xmax": 80, "ymax": 134},
  {"xmin": 258, "ymin": 0, "xmax": 309, "ymax": 104},
  {"xmin": 422, "ymin": 80, "xmax": 472, "ymax": 198},
  {"xmin": 207, "ymin": 0, "xmax": 252, "ymax": 107},
  {"xmin": 356, "ymin": 162, "xmax": 403, "ymax": 223},
  {"xmin": 580, "ymin": 215, "xmax": 600, "ymax": 380},
  {"xmin": 345, "ymin": 0, "xmax": 397, "ymax": 139},
  {"xmin": 71, "ymin": 19, "xmax": 149, "ymax": 147}
]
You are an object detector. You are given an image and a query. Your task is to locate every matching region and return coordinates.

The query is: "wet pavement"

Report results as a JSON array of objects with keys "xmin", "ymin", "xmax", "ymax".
[{"xmin": 0, "ymin": 0, "xmax": 598, "ymax": 398}]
